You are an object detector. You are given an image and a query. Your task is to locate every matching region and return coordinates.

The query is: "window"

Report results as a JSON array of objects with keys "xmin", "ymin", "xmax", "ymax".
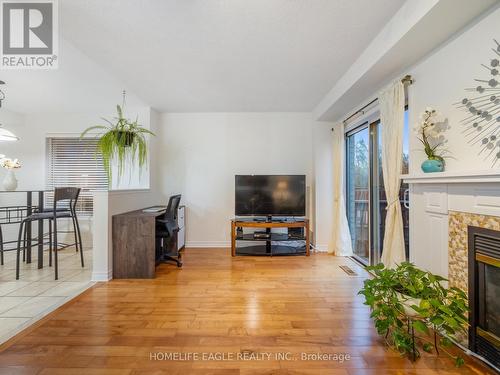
[{"xmin": 46, "ymin": 137, "xmax": 108, "ymax": 215}]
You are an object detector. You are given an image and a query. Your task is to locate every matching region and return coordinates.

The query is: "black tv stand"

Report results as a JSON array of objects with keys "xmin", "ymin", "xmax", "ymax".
[{"xmin": 231, "ymin": 218, "xmax": 310, "ymax": 257}]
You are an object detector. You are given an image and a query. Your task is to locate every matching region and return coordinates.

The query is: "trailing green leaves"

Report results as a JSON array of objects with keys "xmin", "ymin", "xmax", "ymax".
[
  {"xmin": 358, "ymin": 262, "xmax": 468, "ymax": 367},
  {"xmin": 80, "ymin": 104, "xmax": 155, "ymax": 184}
]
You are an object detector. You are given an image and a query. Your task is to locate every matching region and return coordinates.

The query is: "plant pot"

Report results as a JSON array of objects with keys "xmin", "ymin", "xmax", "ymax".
[
  {"xmin": 421, "ymin": 159, "xmax": 444, "ymax": 173},
  {"xmin": 116, "ymin": 131, "xmax": 135, "ymax": 147},
  {"xmin": 396, "ymin": 292, "xmax": 422, "ymax": 318},
  {"xmin": 3, "ymin": 170, "xmax": 18, "ymax": 191}
]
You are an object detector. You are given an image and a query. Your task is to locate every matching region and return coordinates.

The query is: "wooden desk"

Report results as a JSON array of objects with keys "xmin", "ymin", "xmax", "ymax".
[
  {"xmin": 112, "ymin": 206, "xmax": 186, "ymax": 278},
  {"xmin": 112, "ymin": 208, "xmax": 164, "ymax": 279},
  {"xmin": 231, "ymin": 219, "xmax": 310, "ymax": 257}
]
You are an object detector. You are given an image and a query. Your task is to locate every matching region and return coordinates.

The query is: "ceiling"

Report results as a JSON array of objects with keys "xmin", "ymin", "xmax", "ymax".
[
  {"xmin": 314, "ymin": 0, "xmax": 499, "ymax": 121},
  {"xmin": 59, "ymin": 0, "xmax": 405, "ymax": 113},
  {"xmin": 0, "ymin": 38, "xmax": 146, "ymax": 114}
]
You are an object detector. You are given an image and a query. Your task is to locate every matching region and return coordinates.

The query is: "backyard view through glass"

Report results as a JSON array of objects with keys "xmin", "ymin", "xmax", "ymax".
[{"xmin": 346, "ymin": 127, "xmax": 370, "ymax": 263}]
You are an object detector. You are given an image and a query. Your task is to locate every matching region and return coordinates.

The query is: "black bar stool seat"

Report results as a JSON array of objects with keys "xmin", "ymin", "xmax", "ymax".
[{"xmin": 26, "ymin": 211, "xmax": 72, "ymax": 220}]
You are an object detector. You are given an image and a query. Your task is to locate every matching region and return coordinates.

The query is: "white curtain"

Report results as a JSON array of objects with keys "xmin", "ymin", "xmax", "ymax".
[
  {"xmin": 379, "ymin": 80, "xmax": 406, "ymax": 268},
  {"xmin": 329, "ymin": 122, "xmax": 353, "ymax": 256}
]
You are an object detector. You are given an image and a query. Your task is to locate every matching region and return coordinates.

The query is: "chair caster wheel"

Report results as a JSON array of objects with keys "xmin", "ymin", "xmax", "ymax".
[{"xmin": 177, "ymin": 262, "xmax": 182, "ymax": 268}]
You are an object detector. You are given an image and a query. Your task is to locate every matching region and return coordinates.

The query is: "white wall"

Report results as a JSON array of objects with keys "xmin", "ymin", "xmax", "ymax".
[
  {"xmin": 157, "ymin": 112, "xmax": 314, "ymax": 247},
  {"xmin": 312, "ymin": 121, "xmax": 334, "ymax": 250},
  {"xmin": 407, "ymin": 6, "xmax": 500, "ymax": 173}
]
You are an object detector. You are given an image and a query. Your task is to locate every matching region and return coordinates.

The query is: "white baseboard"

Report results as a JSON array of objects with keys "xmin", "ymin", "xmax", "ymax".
[
  {"xmin": 313, "ymin": 244, "xmax": 329, "ymax": 252},
  {"xmin": 186, "ymin": 241, "xmax": 231, "ymax": 248},
  {"xmin": 91, "ymin": 270, "xmax": 112, "ymax": 281}
]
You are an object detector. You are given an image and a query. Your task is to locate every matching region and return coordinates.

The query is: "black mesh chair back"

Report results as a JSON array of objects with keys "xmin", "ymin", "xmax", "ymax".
[
  {"xmin": 164, "ymin": 194, "xmax": 181, "ymax": 221},
  {"xmin": 156, "ymin": 194, "xmax": 182, "ymax": 267}
]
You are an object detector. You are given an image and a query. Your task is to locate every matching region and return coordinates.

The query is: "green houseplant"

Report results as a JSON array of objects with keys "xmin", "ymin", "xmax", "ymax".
[
  {"xmin": 358, "ymin": 262, "xmax": 468, "ymax": 367},
  {"xmin": 81, "ymin": 104, "xmax": 155, "ymax": 182}
]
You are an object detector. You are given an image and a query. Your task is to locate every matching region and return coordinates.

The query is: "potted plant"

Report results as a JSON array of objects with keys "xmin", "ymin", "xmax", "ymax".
[
  {"xmin": 414, "ymin": 107, "xmax": 447, "ymax": 173},
  {"xmin": 0, "ymin": 155, "xmax": 21, "ymax": 191},
  {"xmin": 359, "ymin": 262, "xmax": 468, "ymax": 367},
  {"xmin": 81, "ymin": 104, "xmax": 155, "ymax": 182}
]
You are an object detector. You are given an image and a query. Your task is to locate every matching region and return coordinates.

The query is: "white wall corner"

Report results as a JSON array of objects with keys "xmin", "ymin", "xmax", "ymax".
[{"xmin": 91, "ymin": 270, "xmax": 113, "ymax": 282}]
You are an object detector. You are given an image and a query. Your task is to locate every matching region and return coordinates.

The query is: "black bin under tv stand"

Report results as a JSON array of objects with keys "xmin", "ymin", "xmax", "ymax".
[{"xmin": 230, "ymin": 218, "xmax": 310, "ymax": 257}]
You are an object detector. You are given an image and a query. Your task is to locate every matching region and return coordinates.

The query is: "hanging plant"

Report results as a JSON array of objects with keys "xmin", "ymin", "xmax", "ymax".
[{"xmin": 81, "ymin": 101, "xmax": 155, "ymax": 183}]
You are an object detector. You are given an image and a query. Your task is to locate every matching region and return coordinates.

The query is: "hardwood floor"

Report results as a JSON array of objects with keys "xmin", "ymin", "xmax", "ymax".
[{"xmin": 0, "ymin": 248, "xmax": 495, "ymax": 374}]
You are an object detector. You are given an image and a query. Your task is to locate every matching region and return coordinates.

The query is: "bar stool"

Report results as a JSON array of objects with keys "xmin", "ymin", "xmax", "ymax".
[
  {"xmin": 16, "ymin": 187, "xmax": 84, "ymax": 280},
  {"xmin": 0, "ymin": 224, "xmax": 3, "ymax": 265}
]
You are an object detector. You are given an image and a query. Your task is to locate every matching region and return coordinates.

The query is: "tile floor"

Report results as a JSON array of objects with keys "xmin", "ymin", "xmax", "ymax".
[{"xmin": 0, "ymin": 244, "xmax": 94, "ymax": 344}]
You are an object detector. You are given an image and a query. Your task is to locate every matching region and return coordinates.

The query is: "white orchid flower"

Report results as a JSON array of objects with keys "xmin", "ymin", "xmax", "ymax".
[{"xmin": 0, "ymin": 157, "xmax": 21, "ymax": 170}]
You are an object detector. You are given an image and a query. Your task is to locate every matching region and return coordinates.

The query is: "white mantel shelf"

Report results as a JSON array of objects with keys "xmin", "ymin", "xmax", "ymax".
[{"xmin": 402, "ymin": 169, "xmax": 500, "ymax": 184}]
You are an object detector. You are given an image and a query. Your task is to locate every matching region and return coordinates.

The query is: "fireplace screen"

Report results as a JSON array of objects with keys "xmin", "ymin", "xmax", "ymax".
[
  {"xmin": 468, "ymin": 226, "xmax": 500, "ymax": 368},
  {"xmin": 484, "ymin": 264, "xmax": 500, "ymax": 339}
]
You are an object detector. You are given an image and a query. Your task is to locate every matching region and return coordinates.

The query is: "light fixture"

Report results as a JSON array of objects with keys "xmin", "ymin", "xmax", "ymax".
[
  {"xmin": 0, "ymin": 80, "xmax": 18, "ymax": 141},
  {"xmin": 0, "ymin": 124, "xmax": 18, "ymax": 141}
]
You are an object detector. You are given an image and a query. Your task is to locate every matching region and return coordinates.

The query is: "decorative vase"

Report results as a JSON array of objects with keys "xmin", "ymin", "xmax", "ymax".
[
  {"xmin": 421, "ymin": 159, "xmax": 444, "ymax": 173},
  {"xmin": 3, "ymin": 170, "xmax": 18, "ymax": 191}
]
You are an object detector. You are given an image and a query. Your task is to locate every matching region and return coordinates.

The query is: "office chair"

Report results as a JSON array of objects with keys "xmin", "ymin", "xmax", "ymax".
[{"xmin": 156, "ymin": 194, "xmax": 182, "ymax": 267}]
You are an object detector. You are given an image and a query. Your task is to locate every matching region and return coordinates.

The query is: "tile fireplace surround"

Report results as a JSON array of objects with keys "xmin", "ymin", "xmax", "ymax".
[{"xmin": 449, "ymin": 211, "xmax": 500, "ymax": 291}]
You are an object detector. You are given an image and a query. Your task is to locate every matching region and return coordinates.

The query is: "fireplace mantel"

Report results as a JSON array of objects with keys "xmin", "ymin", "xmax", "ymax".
[
  {"xmin": 408, "ymin": 176, "xmax": 500, "ymax": 280},
  {"xmin": 402, "ymin": 169, "xmax": 500, "ymax": 184}
]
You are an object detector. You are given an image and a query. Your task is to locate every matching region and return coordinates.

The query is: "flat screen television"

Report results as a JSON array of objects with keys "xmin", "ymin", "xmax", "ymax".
[{"xmin": 235, "ymin": 175, "xmax": 306, "ymax": 216}]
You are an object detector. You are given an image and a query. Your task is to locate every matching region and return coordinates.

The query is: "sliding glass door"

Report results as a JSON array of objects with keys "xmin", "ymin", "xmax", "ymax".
[
  {"xmin": 346, "ymin": 111, "xmax": 410, "ymax": 265},
  {"xmin": 346, "ymin": 126, "xmax": 370, "ymax": 264}
]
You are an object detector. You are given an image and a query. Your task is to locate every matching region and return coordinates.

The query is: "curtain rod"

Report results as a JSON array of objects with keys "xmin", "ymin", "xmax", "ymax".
[{"xmin": 331, "ymin": 75, "xmax": 413, "ymax": 131}]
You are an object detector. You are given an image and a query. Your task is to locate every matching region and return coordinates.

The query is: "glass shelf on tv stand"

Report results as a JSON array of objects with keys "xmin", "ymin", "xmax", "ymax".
[
  {"xmin": 235, "ymin": 244, "xmax": 307, "ymax": 256},
  {"xmin": 235, "ymin": 233, "xmax": 305, "ymax": 242}
]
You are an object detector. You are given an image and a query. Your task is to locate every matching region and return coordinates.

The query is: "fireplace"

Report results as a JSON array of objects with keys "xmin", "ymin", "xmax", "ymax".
[{"xmin": 468, "ymin": 226, "xmax": 500, "ymax": 368}]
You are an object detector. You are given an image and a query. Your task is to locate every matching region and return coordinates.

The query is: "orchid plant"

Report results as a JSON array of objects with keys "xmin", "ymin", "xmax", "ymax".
[
  {"xmin": 0, "ymin": 156, "xmax": 21, "ymax": 170},
  {"xmin": 414, "ymin": 108, "xmax": 447, "ymax": 163}
]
